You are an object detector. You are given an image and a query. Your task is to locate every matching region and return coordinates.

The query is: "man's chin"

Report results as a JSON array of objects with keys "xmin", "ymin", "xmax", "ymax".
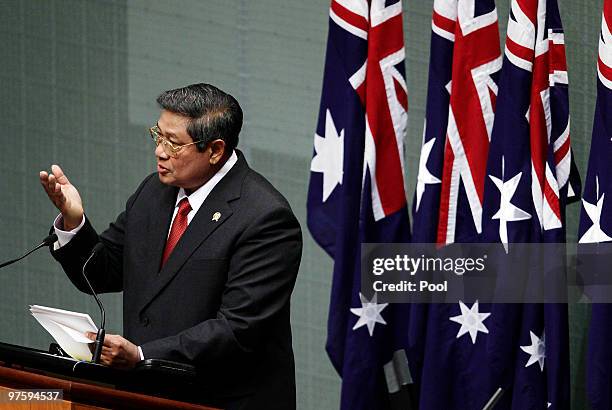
[{"xmin": 157, "ymin": 173, "xmax": 174, "ymax": 185}]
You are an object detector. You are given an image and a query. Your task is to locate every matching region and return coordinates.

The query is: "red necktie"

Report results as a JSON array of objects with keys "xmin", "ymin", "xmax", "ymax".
[{"xmin": 161, "ymin": 198, "xmax": 191, "ymax": 267}]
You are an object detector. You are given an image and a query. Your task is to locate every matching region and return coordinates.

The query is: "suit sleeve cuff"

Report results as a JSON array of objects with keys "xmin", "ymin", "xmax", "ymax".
[{"xmin": 53, "ymin": 214, "xmax": 86, "ymax": 250}]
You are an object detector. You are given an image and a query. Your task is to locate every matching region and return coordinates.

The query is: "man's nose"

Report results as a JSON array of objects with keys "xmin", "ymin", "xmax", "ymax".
[{"xmin": 155, "ymin": 143, "xmax": 169, "ymax": 159}]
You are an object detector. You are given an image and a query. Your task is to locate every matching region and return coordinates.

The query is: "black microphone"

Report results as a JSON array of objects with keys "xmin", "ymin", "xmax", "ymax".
[
  {"xmin": 0, "ymin": 233, "xmax": 58, "ymax": 269},
  {"xmin": 81, "ymin": 242, "xmax": 106, "ymax": 364}
]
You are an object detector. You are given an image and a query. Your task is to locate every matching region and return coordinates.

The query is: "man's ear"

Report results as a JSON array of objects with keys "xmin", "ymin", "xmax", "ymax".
[{"xmin": 209, "ymin": 139, "xmax": 227, "ymax": 165}]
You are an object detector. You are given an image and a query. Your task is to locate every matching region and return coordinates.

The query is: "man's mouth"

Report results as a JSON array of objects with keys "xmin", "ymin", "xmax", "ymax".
[{"xmin": 157, "ymin": 164, "xmax": 170, "ymax": 174}]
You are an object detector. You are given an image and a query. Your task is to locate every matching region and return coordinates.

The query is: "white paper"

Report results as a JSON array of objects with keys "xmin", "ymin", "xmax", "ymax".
[{"xmin": 29, "ymin": 305, "xmax": 98, "ymax": 361}]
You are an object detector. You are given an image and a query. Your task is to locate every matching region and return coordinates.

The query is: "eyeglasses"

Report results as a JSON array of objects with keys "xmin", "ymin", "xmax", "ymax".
[{"xmin": 149, "ymin": 125, "xmax": 205, "ymax": 158}]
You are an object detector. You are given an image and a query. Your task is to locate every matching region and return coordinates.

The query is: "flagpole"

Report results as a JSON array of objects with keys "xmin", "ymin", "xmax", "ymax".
[
  {"xmin": 384, "ymin": 349, "xmax": 417, "ymax": 410},
  {"xmin": 481, "ymin": 387, "xmax": 504, "ymax": 410}
]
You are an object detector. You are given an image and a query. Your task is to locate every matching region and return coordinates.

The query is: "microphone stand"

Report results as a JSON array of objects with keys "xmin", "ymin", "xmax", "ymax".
[
  {"xmin": 0, "ymin": 233, "xmax": 58, "ymax": 269},
  {"xmin": 81, "ymin": 243, "xmax": 106, "ymax": 364}
]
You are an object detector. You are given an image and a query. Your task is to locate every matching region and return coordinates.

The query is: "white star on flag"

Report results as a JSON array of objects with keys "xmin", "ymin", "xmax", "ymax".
[
  {"xmin": 449, "ymin": 301, "xmax": 490, "ymax": 344},
  {"xmin": 489, "ymin": 157, "xmax": 531, "ymax": 251},
  {"xmin": 520, "ymin": 330, "xmax": 546, "ymax": 371},
  {"xmin": 350, "ymin": 292, "xmax": 388, "ymax": 336},
  {"xmin": 415, "ymin": 123, "xmax": 441, "ymax": 211},
  {"xmin": 310, "ymin": 109, "xmax": 344, "ymax": 202},
  {"xmin": 579, "ymin": 176, "xmax": 612, "ymax": 243}
]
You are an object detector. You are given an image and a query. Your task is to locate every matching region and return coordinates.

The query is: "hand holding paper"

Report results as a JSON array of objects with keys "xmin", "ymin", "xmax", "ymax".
[
  {"xmin": 29, "ymin": 305, "xmax": 97, "ymax": 361},
  {"xmin": 85, "ymin": 331, "xmax": 140, "ymax": 369}
]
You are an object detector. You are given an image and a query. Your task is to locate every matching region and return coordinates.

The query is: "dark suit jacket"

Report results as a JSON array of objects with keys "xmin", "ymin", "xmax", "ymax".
[{"xmin": 51, "ymin": 151, "xmax": 302, "ymax": 410}]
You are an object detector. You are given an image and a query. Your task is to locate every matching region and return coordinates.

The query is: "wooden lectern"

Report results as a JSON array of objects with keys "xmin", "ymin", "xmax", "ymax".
[{"xmin": 0, "ymin": 342, "xmax": 219, "ymax": 409}]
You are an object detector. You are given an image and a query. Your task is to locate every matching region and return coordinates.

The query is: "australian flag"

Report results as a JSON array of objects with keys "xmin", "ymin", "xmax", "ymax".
[
  {"xmin": 582, "ymin": 1, "xmax": 612, "ymax": 408},
  {"xmin": 307, "ymin": 1, "xmax": 411, "ymax": 409},
  {"xmin": 410, "ymin": 0, "xmax": 503, "ymax": 408},
  {"xmin": 481, "ymin": 0, "xmax": 580, "ymax": 408}
]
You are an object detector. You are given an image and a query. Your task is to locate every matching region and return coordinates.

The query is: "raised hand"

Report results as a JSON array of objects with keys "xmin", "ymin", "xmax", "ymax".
[{"xmin": 39, "ymin": 165, "xmax": 84, "ymax": 230}]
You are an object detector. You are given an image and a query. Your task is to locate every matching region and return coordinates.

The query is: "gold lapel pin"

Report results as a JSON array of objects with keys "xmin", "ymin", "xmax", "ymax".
[{"xmin": 212, "ymin": 212, "xmax": 221, "ymax": 222}]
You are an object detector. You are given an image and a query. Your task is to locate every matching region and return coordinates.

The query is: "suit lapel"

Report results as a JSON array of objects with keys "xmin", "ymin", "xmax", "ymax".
[
  {"xmin": 138, "ymin": 151, "xmax": 248, "ymax": 313},
  {"xmin": 143, "ymin": 184, "xmax": 178, "ymax": 278}
]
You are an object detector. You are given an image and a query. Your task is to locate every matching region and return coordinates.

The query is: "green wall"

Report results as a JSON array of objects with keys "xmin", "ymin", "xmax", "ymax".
[{"xmin": 0, "ymin": 0, "xmax": 602, "ymax": 408}]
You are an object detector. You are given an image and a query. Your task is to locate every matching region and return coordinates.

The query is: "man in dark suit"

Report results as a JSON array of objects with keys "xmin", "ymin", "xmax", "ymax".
[{"xmin": 39, "ymin": 83, "xmax": 302, "ymax": 409}]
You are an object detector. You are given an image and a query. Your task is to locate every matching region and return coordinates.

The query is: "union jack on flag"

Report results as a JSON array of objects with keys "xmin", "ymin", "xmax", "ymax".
[
  {"xmin": 307, "ymin": 1, "xmax": 411, "ymax": 409},
  {"xmin": 434, "ymin": 0, "xmax": 503, "ymax": 245},
  {"xmin": 482, "ymin": 0, "xmax": 580, "ymax": 245}
]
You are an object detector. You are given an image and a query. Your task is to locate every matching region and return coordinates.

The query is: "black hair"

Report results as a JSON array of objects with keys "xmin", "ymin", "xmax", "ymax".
[{"xmin": 156, "ymin": 83, "xmax": 242, "ymax": 151}]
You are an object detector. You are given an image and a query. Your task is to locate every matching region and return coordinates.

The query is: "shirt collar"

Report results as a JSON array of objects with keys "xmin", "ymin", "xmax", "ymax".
[{"xmin": 174, "ymin": 150, "xmax": 238, "ymax": 214}]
